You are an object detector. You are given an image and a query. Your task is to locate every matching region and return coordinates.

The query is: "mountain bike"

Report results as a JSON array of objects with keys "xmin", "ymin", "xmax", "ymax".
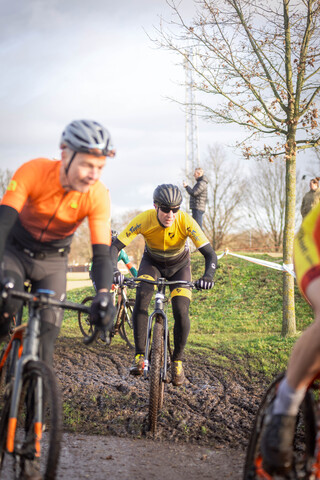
[
  {"xmin": 78, "ymin": 279, "xmax": 135, "ymax": 349},
  {"xmin": 127, "ymin": 277, "xmax": 195, "ymax": 435},
  {"xmin": 243, "ymin": 371, "xmax": 318, "ymax": 479},
  {"xmin": 0, "ymin": 279, "xmax": 95, "ymax": 480}
]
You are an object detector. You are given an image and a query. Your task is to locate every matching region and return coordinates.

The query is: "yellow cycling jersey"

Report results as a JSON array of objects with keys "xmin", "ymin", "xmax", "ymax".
[
  {"xmin": 117, "ymin": 209, "xmax": 209, "ymax": 261},
  {"xmin": 294, "ymin": 201, "xmax": 320, "ymax": 297}
]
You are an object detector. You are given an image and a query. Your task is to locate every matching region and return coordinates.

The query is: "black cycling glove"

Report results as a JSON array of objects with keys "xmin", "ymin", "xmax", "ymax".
[
  {"xmin": 113, "ymin": 269, "xmax": 124, "ymax": 286},
  {"xmin": 90, "ymin": 292, "xmax": 116, "ymax": 331},
  {"xmin": 194, "ymin": 277, "xmax": 214, "ymax": 290}
]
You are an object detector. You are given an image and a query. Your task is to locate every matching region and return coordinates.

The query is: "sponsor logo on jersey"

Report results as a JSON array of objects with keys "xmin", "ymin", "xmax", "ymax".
[
  {"xmin": 189, "ymin": 228, "xmax": 200, "ymax": 242},
  {"xmin": 126, "ymin": 223, "xmax": 141, "ymax": 237},
  {"xmin": 7, "ymin": 180, "xmax": 17, "ymax": 192}
]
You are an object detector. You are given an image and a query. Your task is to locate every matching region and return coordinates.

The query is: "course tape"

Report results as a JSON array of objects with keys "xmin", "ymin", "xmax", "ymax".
[{"xmin": 217, "ymin": 249, "xmax": 296, "ymax": 278}]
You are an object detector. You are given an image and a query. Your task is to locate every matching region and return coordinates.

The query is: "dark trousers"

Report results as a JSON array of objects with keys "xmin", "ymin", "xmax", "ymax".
[
  {"xmin": 0, "ymin": 245, "xmax": 68, "ymax": 365},
  {"xmin": 191, "ymin": 209, "xmax": 204, "ymax": 229},
  {"xmin": 133, "ymin": 254, "xmax": 191, "ymax": 361}
]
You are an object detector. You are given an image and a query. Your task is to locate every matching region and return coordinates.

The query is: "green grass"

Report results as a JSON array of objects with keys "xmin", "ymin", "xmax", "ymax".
[{"xmin": 65, "ymin": 252, "xmax": 313, "ymax": 382}]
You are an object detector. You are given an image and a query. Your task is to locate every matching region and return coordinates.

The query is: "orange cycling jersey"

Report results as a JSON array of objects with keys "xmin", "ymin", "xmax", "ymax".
[
  {"xmin": 117, "ymin": 209, "xmax": 209, "ymax": 261},
  {"xmin": 1, "ymin": 158, "xmax": 111, "ymax": 245},
  {"xmin": 294, "ymin": 201, "xmax": 320, "ymax": 297}
]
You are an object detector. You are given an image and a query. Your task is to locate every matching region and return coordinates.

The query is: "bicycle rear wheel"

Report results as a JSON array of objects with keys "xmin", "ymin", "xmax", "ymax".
[
  {"xmin": 243, "ymin": 373, "xmax": 316, "ymax": 480},
  {"xmin": 119, "ymin": 299, "xmax": 135, "ymax": 349},
  {"xmin": 148, "ymin": 318, "xmax": 165, "ymax": 435},
  {"xmin": 0, "ymin": 360, "xmax": 62, "ymax": 480}
]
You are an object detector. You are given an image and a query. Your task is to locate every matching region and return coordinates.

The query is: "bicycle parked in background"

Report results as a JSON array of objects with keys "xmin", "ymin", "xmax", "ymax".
[
  {"xmin": 0, "ymin": 279, "xmax": 94, "ymax": 480},
  {"xmin": 243, "ymin": 371, "xmax": 318, "ymax": 479},
  {"xmin": 78, "ymin": 279, "xmax": 135, "ymax": 349}
]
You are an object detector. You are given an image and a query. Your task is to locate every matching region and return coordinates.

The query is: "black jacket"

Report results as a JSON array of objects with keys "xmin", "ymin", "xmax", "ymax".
[{"xmin": 185, "ymin": 175, "xmax": 208, "ymax": 212}]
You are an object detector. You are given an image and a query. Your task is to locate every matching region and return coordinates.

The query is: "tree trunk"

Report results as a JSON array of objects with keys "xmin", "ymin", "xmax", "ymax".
[{"xmin": 282, "ymin": 135, "xmax": 296, "ymax": 336}]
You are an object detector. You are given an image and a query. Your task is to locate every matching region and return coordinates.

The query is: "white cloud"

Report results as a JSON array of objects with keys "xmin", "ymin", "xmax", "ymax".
[{"xmin": 0, "ymin": 0, "xmax": 316, "ymax": 218}]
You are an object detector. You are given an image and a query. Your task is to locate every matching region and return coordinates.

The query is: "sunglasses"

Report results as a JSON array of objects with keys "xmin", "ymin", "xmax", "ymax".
[{"xmin": 159, "ymin": 206, "xmax": 180, "ymax": 214}]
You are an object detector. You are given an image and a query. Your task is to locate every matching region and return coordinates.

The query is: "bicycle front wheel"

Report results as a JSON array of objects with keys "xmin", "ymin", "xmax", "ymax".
[
  {"xmin": 148, "ymin": 318, "xmax": 165, "ymax": 435},
  {"xmin": 243, "ymin": 373, "xmax": 316, "ymax": 480},
  {"xmin": 78, "ymin": 296, "xmax": 95, "ymax": 338},
  {"xmin": 119, "ymin": 299, "xmax": 135, "ymax": 349},
  {"xmin": 0, "ymin": 360, "xmax": 62, "ymax": 480}
]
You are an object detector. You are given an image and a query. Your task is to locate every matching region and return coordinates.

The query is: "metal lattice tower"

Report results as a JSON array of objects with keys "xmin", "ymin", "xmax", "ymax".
[{"xmin": 184, "ymin": 48, "xmax": 199, "ymax": 178}]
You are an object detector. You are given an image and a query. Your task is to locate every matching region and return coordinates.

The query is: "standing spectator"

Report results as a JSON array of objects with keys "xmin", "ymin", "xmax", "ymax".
[
  {"xmin": 300, "ymin": 178, "xmax": 319, "ymax": 218},
  {"xmin": 183, "ymin": 167, "xmax": 208, "ymax": 228}
]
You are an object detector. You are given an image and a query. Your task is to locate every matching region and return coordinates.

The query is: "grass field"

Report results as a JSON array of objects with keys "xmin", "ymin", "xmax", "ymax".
[{"xmin": 64, "ymin": 251, "xmax": 313, "ymax": 383}]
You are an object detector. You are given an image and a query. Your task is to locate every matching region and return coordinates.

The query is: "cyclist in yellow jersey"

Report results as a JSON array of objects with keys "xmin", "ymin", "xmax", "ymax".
[
  {"xmin": 261, "ymin": 201, "xmax": 320, "ymax": 475},
  {"xmin": 111, "ymin": 184, "xmax": 217, "ymax": 386}
]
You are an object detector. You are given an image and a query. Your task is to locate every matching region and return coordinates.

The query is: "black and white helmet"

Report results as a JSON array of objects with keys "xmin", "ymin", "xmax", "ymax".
[
  {"xmin": 60, "ymin": 120, "xmax": 114, "ymax": 156},
  {"xmin": 153, "ymin": 184, "xmax": 182, "ymax": 207}
]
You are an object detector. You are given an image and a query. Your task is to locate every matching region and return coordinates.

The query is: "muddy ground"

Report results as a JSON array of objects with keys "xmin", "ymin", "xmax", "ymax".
[{"xmin": 50, "ymin": 335, "xmax": 270, "ymax": 479}]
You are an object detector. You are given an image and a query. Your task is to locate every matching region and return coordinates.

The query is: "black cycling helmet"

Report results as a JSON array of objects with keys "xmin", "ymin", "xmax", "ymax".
[
  {"xmin": 153, "ymin": 184, "xmax": 182, "ymax": 208},
  {"xmin": 60, "ymin": 120, "xmax": 114, "ymax": 156}
]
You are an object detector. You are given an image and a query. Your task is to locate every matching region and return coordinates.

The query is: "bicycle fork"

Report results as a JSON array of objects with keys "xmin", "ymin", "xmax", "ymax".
[
  {"xmin": 6, "ymin": 309, "xmax": 43, "ymax": 458},
  {"xmin": 144, "ymin": 292, "xmax": 169, "ymax": 382}
]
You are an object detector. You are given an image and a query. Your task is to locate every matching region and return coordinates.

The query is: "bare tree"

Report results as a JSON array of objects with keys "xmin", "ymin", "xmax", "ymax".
[
  {"xmin": 69, "ymin": 219, "xmax": 92, "ymax": 265},
  {"xmin": 246, "ymin": 160, "xmax": 286, "ymax": 252},
  {"xmin": 0, "ymin": 169, "xmax": 13, "ymax": 199},
  {"xmin": 156, "ymin": 0, "xmax": 320, "ymax": 336},
  {"xmin": 201, "ymin": 144, "xmax": 247, "ymax": 249},
  {"xmin": 112, "ymin": 210, "xmax": 145, "ymax": 269}
]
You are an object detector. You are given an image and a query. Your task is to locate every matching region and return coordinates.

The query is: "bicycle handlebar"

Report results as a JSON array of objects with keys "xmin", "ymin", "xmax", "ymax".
[
  {"xmin": 123, "ymin": 277, "xmax": 196, "ymax": 289},
  {"xmin": 1, "ymin": 283, "xmax": 91, "ymax": 313},
  {"xmin": 0, "ymin": 279, "xmax": 102, "ymax": 345}
]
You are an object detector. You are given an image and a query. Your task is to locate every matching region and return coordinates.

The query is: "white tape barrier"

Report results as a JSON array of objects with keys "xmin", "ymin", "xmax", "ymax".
[{"xmin": 217, "ymin": 249, "xmax": 296, "ymax": 278}]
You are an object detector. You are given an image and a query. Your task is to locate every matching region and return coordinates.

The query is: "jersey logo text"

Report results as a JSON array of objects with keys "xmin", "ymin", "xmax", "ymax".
[
  {"xmin": 126, "ymin": 223, "xmax": 141, "ymax": 237},
  {"xmin": 7, "ymin": 180, "xmax": 17, "ymax": 192}
]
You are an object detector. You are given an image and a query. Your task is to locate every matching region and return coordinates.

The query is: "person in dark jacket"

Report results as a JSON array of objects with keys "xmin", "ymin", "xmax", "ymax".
[
  {"xmin": 300, "ymin": 178, "xmax": 319, "ymax": 218},
  {"xmin": 183, "ymin": 167, "xmax": 208, "ymax": 228}
]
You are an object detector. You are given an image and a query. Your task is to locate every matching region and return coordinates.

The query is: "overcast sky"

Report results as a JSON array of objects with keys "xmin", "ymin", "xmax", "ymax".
[{"xmin": 0, "ymin": 0, "xmax": 315, "ymax": 218}]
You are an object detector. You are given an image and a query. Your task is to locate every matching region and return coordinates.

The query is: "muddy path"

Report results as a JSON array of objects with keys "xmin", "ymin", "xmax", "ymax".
[{"xmin": 48, "ymin": 336, "xmax": 269, "ymax": 478}]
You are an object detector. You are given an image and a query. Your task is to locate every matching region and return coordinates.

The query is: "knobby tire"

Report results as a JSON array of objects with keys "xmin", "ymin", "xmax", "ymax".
[
  {"xmin": 78, "ymin": 296, "xmax": 95, "ymax": 339},
  {"xmin": 148, "ymin": 318, "xmax": 164, "ymax": 435},
  {"xmin": 119, "ymin": 299, "xmax": 135, "ymax": 350},
  {"xmin": 243, "ymin": 372, "xmax": 316, "ymax": 480},
  {"xmin": 0, "ymin": 360, "xmax": 62, "ymax": 480}
]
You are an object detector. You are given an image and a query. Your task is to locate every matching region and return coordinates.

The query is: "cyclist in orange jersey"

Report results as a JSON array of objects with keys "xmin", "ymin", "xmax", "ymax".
[
  {"xmin": 0, "ymin": 120, "xmax": 116, "ymax": 368},
  {"xmin": 261, "ymin": 201, "xmax": 320, "ymax": 476}
]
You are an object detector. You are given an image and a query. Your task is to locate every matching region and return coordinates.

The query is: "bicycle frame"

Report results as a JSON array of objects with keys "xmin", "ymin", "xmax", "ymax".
[
  {"xmin": 1, "ymin": 285, "xmax": 91, "ymax": 462},
  {"xmin": 113, "ymin": 284, "xmax": 130, "ymax": 331},
  {"xmin": 6, "ymin": 292, "xmax": 56, "ymax": 455},
  {"xmin": 143, "ymin": 279, "xmax": 170, "ymax": 382}
]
